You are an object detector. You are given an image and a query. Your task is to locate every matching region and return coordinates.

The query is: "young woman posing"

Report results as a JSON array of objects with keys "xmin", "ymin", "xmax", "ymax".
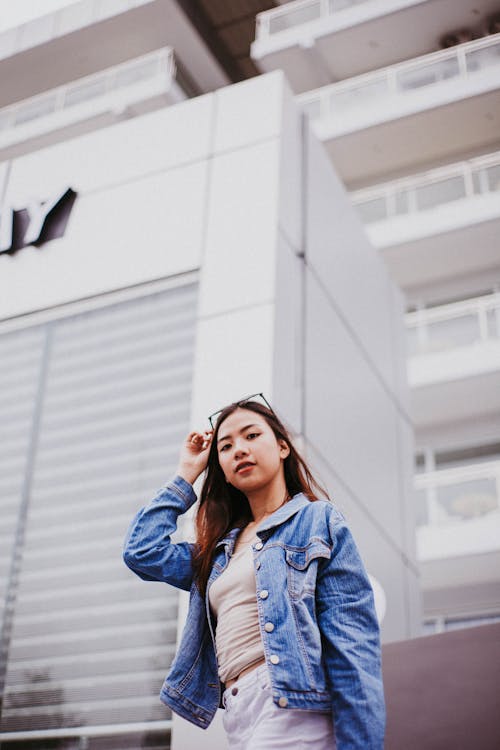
[{"xmin": 123, "ymin": 396, "xmax": 386, "ymax": 749}]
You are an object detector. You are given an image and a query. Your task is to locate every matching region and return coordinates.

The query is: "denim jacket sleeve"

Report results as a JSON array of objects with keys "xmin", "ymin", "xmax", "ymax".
[
  {"xmin": 316, "ymin": 513, "xmax": 386, "ymax": 750},
  {"xmin": 122, "ymin": 474, "xmax": 197, "ymax": 592}
]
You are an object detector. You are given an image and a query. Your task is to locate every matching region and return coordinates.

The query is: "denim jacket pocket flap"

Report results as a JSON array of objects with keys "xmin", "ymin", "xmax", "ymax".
[{"xmin": 285, "ymin": 542, "xmax": 331, "ymax": 570}]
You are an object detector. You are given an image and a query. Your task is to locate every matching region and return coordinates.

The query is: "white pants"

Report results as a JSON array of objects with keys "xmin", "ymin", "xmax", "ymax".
[{"xmin": 221, "ymin": 664, "xmax": 336, "ymax": 749}]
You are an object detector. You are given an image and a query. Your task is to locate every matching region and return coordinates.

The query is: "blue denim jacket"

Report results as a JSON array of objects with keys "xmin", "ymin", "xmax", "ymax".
[{"xmin": 123, "ymin": 475, "xmax": 386, "ymax": 749}]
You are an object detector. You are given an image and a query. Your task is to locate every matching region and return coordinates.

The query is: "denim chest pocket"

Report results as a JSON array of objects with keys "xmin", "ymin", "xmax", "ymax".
[{"xmin": 285, "ymin": 541, "xmax": 331, "ymax": 599}]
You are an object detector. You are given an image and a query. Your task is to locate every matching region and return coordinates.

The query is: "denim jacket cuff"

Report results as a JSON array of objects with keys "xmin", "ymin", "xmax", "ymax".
[{"xmin": 161, "ymin": 474, "xmax": 198, "ymax": 510}]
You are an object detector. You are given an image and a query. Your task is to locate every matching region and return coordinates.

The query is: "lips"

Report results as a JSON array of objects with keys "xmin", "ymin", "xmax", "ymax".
[{"xmin": 235, "ymin": 461, "xmax": 256, "ymax": 473}]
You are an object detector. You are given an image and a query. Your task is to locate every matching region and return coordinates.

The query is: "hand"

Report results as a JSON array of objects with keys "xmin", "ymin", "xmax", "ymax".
[{"xmin": 175, "ymin": 430, "xmax": 214, "ymax": 485}]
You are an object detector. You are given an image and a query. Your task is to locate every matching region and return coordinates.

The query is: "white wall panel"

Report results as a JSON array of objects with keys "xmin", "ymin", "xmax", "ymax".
[
  {"xmin": 190, "ymin": 303, "xmax": 275, "ymax": 428},
  {"xmin": 306, "ymin": 128, "xmax": 401, "ymax": 402},
  {"xmin": 3, "ymin": 94, "xmax": 214, "ymax": 203},
  {"xmin": 0, "ymin": 161, "xmax": 208, "ymax": 318},
  {"xmin": 213, "ymin": 71, "xmax": 284, "ymax": 154},
  {"xmin": 273, "ymin": 233, "xmax": 303, "ymax": 436},
  {"xmin": 305, "ymin": 271, "xmax": 404, "ymax": 550},
  {"xmin": 198, "ymin": 140, "xmax": 279, "ymax": 319}
]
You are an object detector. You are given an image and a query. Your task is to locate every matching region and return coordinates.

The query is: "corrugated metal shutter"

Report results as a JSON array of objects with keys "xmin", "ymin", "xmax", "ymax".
[
  {"xmin": 0, "ymin": 282, "xmax": 197, "ymax": 748},
  {"xmin": 0, "ymin": 326, "xmax": 46, "ymax": 666}
]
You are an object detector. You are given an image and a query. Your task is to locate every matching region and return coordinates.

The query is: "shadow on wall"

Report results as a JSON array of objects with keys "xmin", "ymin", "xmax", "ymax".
[{"xmin": 383, "ymin": 622, "xmax": 500, "ymax": 750}]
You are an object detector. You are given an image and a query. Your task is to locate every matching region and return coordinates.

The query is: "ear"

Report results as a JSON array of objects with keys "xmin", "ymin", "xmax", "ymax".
[{"xmin": 278, "ymin": 439, "xmax": 290, "ymax": 459}]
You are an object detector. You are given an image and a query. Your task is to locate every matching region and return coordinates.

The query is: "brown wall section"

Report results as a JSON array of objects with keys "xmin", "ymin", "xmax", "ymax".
[{"xmin": 382, "ymin": 622, "xmax": 500, "ymax": 749}]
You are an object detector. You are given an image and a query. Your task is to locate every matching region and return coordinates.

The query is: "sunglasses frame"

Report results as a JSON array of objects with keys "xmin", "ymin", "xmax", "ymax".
[{"xmin": 208, "ymin": 392, "xmax": 273, "ymax": 430}]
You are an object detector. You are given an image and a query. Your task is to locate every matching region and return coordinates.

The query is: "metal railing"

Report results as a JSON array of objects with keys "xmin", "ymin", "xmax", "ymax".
[
  {"xmin": 0, "ymin": 0, "xmax": 152, "ymax": 61},
  {"xmin": 0, "ymin": 719, "xmax": 172, "ymax": 743},
  {"xmin": 351, "ymin": 150, "xmax": 500, "ymax": 224},
  {"xmin": 405, "ymin": 292, "xmax": 500, "ymax": 356},
  {"xmin": 414, "ymin": 459, "xmax": 500, "ymax": 529},
  {"xmin": 0, "ymin": 48, "xmax": 175, "ymax": 136},
  {"xmin": 256, "ymin": 0, "xmax": 370, "ymax": 38},
  {"xmin": 297, "ymin": 33, "xmax": 500, "ymax": 120}
]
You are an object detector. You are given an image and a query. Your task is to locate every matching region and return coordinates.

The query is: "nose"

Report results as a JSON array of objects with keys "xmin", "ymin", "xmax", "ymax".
[{"xmin": 233, "ymin": 439, "xmax": 249, "ymax": 459}]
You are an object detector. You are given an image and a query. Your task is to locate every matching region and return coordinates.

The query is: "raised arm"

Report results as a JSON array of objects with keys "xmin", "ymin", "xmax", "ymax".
[
  {"xmin": 123, "ymin": 429, "xmax": 213, "ymax": 591},
  {"xmin": 316, "ymin": 513, "xmax": 386, "ymax": 750}
]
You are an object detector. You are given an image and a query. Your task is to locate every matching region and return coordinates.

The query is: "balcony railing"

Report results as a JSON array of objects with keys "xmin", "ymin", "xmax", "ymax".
[
  {"xmin": 414, "ymin": 459, "xmax": 500, "ymax": 530},
  {"xmin": 405, "ymin": 292, "xmax": 500, "ymax": 357},
  {"xmin": 351, "ymin": 151, "xmax": 500, "ymax": 224},
  {"xmin": 0, "ymin": 0, "xmax": 152, "ymax": 61},
  {"xmin": 297, "ymin": 33, "xmax": 500, "ymax": 121},
  {"xmin": 256, "ymin": 0, "xmax": 370, "ymax": 38},
  {"xmin": 0, "ymin": 48, "xmax": 175, "ymax": 139}
]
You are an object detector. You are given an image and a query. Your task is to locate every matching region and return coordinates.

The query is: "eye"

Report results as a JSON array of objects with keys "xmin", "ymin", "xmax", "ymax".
[
  {"xmin": 219, "ymin": 443, "xmax": 231, "ymax": 452},
  {"xmin": 247, "ymin": 432, "xmax": 260, "ymax": 440}
]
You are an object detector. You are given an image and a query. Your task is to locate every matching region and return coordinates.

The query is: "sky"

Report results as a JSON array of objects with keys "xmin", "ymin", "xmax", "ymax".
[{"xmin": 0, "ymin": 0, "xmax": 76, "ymax": 32}]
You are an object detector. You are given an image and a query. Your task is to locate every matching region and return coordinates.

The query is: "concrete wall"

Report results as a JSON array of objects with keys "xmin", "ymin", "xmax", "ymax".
[
  {"xmin": 0, "ymin": 69, "xmax": 420, "ymax": 746},
  {"xmin": 176, "ymin": 72, "xmax": 420, "ymax": 748}
]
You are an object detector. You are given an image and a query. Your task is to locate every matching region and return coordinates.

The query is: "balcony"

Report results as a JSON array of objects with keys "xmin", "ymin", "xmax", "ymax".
[
  {"xmin": 350, "ymin": 151, "xmax": 500, "ymax": 287},
  {"xmin": 0, "ymin": 0, "xmax": 228, "ymax": 108},
  {"xmin": 406, "ymin": 292, "xmax": 500, "ymax": 427},
  {"xmin": 0, "ymin": 48, "xmax": 185, "ymax": 161},
  {"xmin": 415, "ymin": 459, "xmax": 500, "ymax": 561},
  {"xmin": 252, "ymin": 0, "xmax": 500, "ymax": 93},
  {"xmin": 296, "ymin": 34, "xmax": 500, "ymax": 186},
  {"xmin": 0, "ymin": 0, "xmax": 151, "ymax": 62}
]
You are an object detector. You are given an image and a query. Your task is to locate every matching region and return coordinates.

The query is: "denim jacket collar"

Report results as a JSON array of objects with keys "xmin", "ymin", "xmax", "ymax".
[{"xmin": 215, "ymin": 493, "xmax": 310, "ymax": 550}]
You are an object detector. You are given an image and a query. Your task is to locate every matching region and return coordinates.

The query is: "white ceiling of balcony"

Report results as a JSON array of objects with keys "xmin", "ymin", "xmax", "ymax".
[
  {"xmin": 410, "ymin": 352, "xmax": 500, "ymax": 427},
  {"xmin": 380, "ymin": 209, "xmax": 500, "ymax": 289},
  {"xmin": 322, "ymin": 88, "xmax": 500, "ymax": 188},
  {"xmin": 253, "ymin": 0, "xmax": 500, "ymax": 92}
]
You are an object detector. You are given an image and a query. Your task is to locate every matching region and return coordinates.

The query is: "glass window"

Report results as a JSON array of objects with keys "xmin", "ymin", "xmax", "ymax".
[
  {"xmin": 394, "ymin": 189, "xmax": 409, "ymax": 215},
  {"xmin": 64, "ymin": 76, "xmax": 108, "ymax": 108},
  {"xmin": 331, "ymin": 76, "xmax": 388, "ymax": 114},
  {"xmin": 435, "ymin": 477, "xmax": 498, "ymax": 522},
  {"xmin": 485, "ymin": 164, "xmax": 500, "ymax": 192},
  {"xmin": 14, "ymin": 95, "xmax": 57, "ymax": 126},
  {"xmin": 466, "ymin": 41, "xmax": 500, "ymax": 74},
  {"xmin": 269, "ymin": 1, "xmax": 322, "ymax": 34},
  {"xmin": 435, "ymin": 442, "xmax": 500, "ymax": 468},
  {"xmin": 486, "ymin": 307, "xmax": 500, "ymax": 339},
  {"xmin": 355, "ymin": 197, "xmax": 387, "ymax": 223},
  {"xmin": 424, "ymin": 312, "xmax": 480, "ymax": 352},
  {"xmin": 415, "ymin": 176, "xmax": 466, "ymax": 211},
  {"xmin": 396, "ymin": 57, "xmax": 459, "ymax": 91},
  {"xmin": 113, "ymin": 58, "xmax": 159, "ymax": 88}
]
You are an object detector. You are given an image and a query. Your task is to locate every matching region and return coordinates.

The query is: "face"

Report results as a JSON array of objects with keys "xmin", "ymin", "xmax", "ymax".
[{"xmin": 216, "ymin": 408, "xmax": 290, "ymax": 493}]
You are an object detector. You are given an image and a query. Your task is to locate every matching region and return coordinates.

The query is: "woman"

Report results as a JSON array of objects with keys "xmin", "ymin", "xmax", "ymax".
[{"xmin": 123, "ymin": 395, "xmax": 386, "ymax": 749}]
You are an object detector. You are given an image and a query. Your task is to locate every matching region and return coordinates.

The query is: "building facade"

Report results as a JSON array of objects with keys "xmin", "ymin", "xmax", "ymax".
[
  {"xmin": 0, "ymin": 0, "xmax": 498, "ymax": 747},
  {"xmin": 252, "ymin": 0, "xmax": 500, "ymax": 634}
]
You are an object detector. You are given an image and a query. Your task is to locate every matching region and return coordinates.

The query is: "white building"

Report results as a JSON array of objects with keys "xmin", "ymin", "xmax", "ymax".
[
  {"xmin": 252, "ymin": 0, "xmax": 500, "ymax": 634},
  {"xmin": 0, "ymin": 0, "xmax": 497, "ymax": 748}
]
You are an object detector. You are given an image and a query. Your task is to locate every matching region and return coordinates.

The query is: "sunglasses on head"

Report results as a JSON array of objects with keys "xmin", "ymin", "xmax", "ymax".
[{"xmin": 208, "ymin": 392, "xmax": 274, "ymax": 430}]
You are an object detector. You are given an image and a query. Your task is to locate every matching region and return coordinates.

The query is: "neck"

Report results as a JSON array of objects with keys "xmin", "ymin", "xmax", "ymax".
[{"xmin": 246, "ymin": 474, "xmax": 289, "ymax": 524}]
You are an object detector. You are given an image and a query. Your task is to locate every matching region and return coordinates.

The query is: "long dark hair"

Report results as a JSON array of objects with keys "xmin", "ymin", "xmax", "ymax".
[{"xmin": 193, "ymin": 400, "xmax": 329, "ymax": 597}]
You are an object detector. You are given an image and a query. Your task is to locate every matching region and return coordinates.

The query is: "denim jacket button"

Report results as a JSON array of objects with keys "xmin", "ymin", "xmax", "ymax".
[
  {"xmin": 264, "ymin": 622, "xmax": 274, "ymax": 632},
  {"xmin": 269, "ymin": 654, "xmax": 280, "ymax": 664},
  {"xmin": 254, "ymin": 541, "xmax": 263, "ymax": 550},
  {"xmin": 259, "ymin": 589, "xmax": 269, "ymax": 599},
  {"xmin": 278, "ymin": 696, "xmax": 288, "ymax": 707}
]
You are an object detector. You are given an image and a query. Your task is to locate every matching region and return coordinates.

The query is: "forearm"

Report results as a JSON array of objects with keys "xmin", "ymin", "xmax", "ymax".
[{"xmin": 123, "ymin": 474, "xmax": 198, "ymax": 591}]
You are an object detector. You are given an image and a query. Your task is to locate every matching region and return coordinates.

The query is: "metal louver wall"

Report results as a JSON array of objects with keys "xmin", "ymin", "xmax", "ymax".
[{"xmin": 0, "ymin": 281, "xmax": 198, "ymax": 750}]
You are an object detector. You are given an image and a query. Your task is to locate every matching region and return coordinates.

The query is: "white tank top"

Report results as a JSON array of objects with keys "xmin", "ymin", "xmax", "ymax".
[{"xmin": 208, "ymin": 535, "xmax": 265, "ymax": 683}]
